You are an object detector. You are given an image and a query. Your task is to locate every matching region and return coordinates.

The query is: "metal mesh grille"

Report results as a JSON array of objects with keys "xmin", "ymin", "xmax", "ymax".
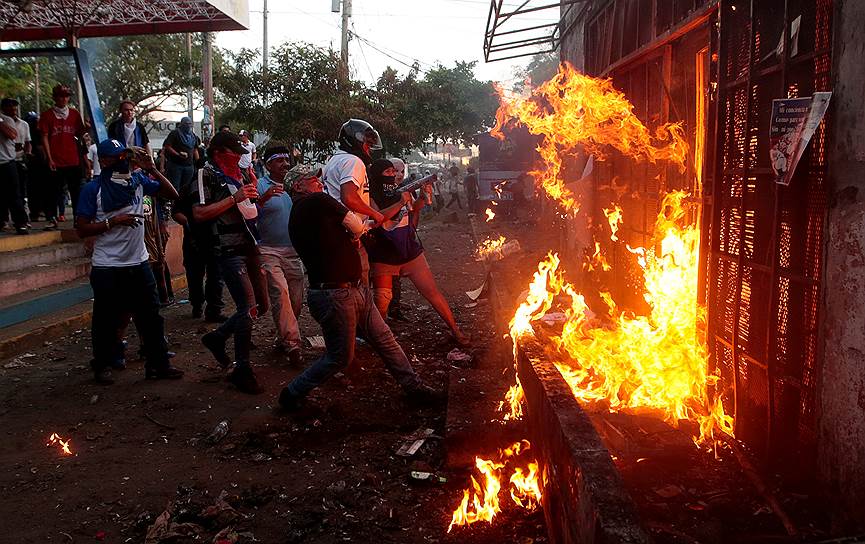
[{"xmin": 707, "ymin": 0, "xmax": 832, "ymax": 473}]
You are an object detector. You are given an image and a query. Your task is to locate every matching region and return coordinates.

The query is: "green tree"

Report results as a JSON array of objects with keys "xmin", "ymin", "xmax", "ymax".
[
  {"xmin": 216, "ymin": 42, "xmax": 362, "ymax": 162},
  {"xmin": 0, "ymin": 35, "xmax": 220, "ymax": 121},
  {"xmin": 513, "ymin": 52, "xmax": 559, "ymax": 92},
  {"xmin": 81, "ymin": 34, "xmax": 217, "ymax": 118},
  {"xmin": 413, "ymin": 61, "xmax": 499, "ymax": 148},
  {"xmin": 215, "ymin": 45, "xmax": 499, "ymax": 160}
]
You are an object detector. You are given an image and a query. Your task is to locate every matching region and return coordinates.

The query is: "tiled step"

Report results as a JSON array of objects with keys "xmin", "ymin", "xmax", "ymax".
[
  {"xmin": 0, "ymin": 281, "xmax": 92, "ymax": 329},
  {"xmin": 0, "ymin": 256, "xmax": 91, "ymax": 299},
  {"xmin": 0, "ymin": 229, "xmax": 78, "ymax": 253},
  {"xmin": 0, "ymin": 242, "xmax": 88, "ymax": 274}
]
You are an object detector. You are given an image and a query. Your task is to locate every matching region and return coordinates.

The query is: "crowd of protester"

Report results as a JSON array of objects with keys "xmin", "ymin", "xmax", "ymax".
[{"xmin": 2, "ymin": 86, "xmax": 493, "ymax": 408}]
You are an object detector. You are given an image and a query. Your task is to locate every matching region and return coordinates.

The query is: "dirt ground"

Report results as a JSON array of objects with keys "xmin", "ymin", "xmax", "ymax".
[{"xmin": 0, "ymin": 212, "xmax": 547, "ymax": 543}]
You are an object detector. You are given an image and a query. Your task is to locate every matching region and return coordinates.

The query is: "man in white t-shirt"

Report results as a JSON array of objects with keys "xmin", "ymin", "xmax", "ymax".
[
  {"xmin": 322, "ymin": 119, "xmax": 384, "ymax": 283},
  {"xmin": 0, "ymin": 97, "xmax": 28, "ymax": 233},
  {"xmin": 86, "ymin": 135, "xmax": 101, "ymax": 177},
  {"xmin": 75, "ymin": 138, "xmax": 183, "ymax": 384},
  {"xmin": 238, "ymin": 130, "xmax": 256, "ymax": 171}
]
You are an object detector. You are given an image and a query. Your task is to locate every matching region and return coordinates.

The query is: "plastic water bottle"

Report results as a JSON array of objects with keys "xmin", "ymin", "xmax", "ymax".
[{"xmin": 206, "ymin": 420, "xmax": 230, "ymax": 443}]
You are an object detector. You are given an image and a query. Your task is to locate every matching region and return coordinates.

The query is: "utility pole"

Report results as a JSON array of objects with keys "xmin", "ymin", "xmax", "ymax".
[
  {"xmin": 340, "ymin": 0, "xmax": 352, "ymax": 80},
  {"xmin": 262, "ymin": 0, "xmax": 269, "ymax": 103},
  {"xmin": 186, "ymin": 33, "xmax": 194, "ymax": 120},
  {"xmin": 202, "ymin": 32, "xmax": 214, "ymax": 142},
  {"xmin": 262, "ymin": 0, "xmax": 269, "ymax": 73},
  {"xmin": 34, "ymin": 61, "xmax": 41, "ymax": 113}
]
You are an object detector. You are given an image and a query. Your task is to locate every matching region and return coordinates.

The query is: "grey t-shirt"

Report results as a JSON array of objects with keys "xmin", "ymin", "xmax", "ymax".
[{"xmin": 0, "ymin": 113, "xmax": 17, "ymax": 163}]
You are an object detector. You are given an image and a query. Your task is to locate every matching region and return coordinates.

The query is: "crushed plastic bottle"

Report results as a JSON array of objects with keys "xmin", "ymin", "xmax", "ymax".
[{"xmin": 206, "ymin": 420, "xmax": 230, "ymax": 444}]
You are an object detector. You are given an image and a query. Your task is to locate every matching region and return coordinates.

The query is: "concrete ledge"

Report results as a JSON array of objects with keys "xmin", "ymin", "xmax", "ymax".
[
  {"xmin": 0, "ymin": 257, "xmax": 91, "ymax": 298},
  {"xmin": 0, "ymin": 229, "xmax": 78, "ymax": 253},
  {"xmin": 517, "ymin": 340, "xmax": 651, "ymax": 544},
  {"xmin": 0, "ymin": 274, "xmax": 187, "ymax": 361},
  {"xmin": 0, "ymin": 242, "xmax": 87, "ymax": 274}
]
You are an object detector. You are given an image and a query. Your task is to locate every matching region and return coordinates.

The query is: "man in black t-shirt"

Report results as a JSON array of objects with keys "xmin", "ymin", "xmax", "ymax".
[
  {"xmin": 277, "ymin": 164, "xmax": 442, "ymax": 410},
  {"xmin": 162, "ymin": 117, "xmax": 200, "ymax": 190}
]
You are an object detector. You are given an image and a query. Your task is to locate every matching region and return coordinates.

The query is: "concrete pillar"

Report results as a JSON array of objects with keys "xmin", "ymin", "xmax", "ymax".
[{"xmin": 818, "ymin": 0, "xmax": 865, "ymax": 530}]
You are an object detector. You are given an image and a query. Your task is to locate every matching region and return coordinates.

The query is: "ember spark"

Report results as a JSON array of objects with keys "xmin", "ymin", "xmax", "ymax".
[{"xmin": 47, "ymin": 433, "xmax": 73, "ymax": 455}]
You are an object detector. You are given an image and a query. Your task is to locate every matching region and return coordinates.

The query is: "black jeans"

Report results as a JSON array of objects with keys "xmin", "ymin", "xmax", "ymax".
[
  {"xmin": 0, "ymin": 160, "xmax": 28, "ymax": 227},
  {"xmin": 47, "ymin": 166, "xmax": 82, "ymax": 220},
  {"xmin": 182, "ymin": 233, "xmax": 224, "ymax": 316},
  {"xmin": 90, "ymin": 263, "xmax": 170, "ymax": 371}
]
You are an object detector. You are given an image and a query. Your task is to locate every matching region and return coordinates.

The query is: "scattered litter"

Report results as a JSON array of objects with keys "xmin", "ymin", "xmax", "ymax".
[
  {"xmin": 89, "ymin": 394, "xmax": 99, "ymax": 405},
  {"xmin": 409, "ymin": 471, "xmax": 447, "ymax": 484},
  {"xmin": 465, "ymin": 276, "xmax": 489, "ymax": 301},
  {"xmin": 3, "ymin": 358, "xmax": 31, "ymax": 369},
  {"xmin": 201, "ymin": 491, "xmax": 239, "ymax": 526},
  {"xmin": 251, "ymin": 452, "xmax": 271, "ymax": 463},
  {"xmin": 177, "ymin": 299, "xmax": 190, "ymax": 305},
  {"xmin": 396, "ymin": 428, "xmax": 435, "ymax": 457},
  {"xmin": 478, "ymin": 239, "xmax": 522, "ymax": 262},
  {"xmin": 306, "ymin": 336, "xmax": 326, "ymax": 348},
  {"xmin": 447, "ymin": 348, "xmax": 473, "ymax": 365},
  {"xmin": 145, "ymin": 507, "xmax": 203, "ymax": 544},
  {"xmin": 464, "ymin": 302, "xmax": 478, "ymax": 308},
  {"xmin": 212, "ymin": 526, "xmax": 239, "ymax": 544},
  {"xmin": 206, "ymin": 420, "xmax": 231, "ymax": 444}
]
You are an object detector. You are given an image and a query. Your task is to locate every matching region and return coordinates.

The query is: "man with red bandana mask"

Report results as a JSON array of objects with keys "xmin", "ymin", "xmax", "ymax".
[{"xmin": 191, "ymin": 131, "xmax": 269, "ymax": 394}]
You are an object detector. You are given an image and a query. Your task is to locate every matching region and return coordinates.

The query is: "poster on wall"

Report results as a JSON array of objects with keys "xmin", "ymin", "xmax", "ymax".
[{"xmin": 769, "ymin": 91, "xmax": 832, "ymax": 186}]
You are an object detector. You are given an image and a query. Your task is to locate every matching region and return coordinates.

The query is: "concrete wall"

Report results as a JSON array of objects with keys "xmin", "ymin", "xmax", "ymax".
[{"xmin": 818, "ymin": 0, "xmax": 865, "ymax": 530}]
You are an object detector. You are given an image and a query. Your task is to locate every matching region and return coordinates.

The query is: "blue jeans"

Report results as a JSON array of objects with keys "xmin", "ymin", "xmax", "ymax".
[
  {"xmin": 214, "ymin": 254, "xmax": 267, "ymax": 366},
  {"xmin": 165, "ymin": 162, "xmax": 195, "ymax": 191},
  {"xmin": 285, "ymin": 285, "xmax": 422, "ymax": 398}
]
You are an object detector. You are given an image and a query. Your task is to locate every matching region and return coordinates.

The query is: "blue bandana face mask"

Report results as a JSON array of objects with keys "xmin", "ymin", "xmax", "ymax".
[
  {"xmin": 107, "ymin": 159, "xmax": 131, "ymax": 177},
  {"xmin": 98, "ymin": 159, "xmax": 139, "ymax": 212}
]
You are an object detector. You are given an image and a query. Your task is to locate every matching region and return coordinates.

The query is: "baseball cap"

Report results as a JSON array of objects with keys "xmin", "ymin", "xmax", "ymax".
[
  {"xmin": 97, "ymin": 138, "xmax": 128, "ymax": 158},
  {"xmin": 52, "ymin": 84, "xmax": 72, "ymax": 97},
  {"xmin": 284, "ymin": 163, "xmax": 322, "ymax": 185},
  {"xmin": 208, "ymin": 131, "xmax": 248, "ymax": 155}
]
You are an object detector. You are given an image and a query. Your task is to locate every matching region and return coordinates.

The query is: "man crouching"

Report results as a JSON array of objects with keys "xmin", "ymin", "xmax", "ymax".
[
  {"xmin": 277, "ymin": 165, "xmax": 442, "ymax": 410},
  {"xmin": 75, "ymin": 139, "xmax": 183, "ymax": 383}
]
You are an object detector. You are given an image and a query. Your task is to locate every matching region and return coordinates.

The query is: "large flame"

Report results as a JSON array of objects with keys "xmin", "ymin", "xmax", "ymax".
[
  {"xmin": 508, "ymin": 192, "xmax": 732, "ymax": 443},
  {"xmin": 448, "ymin": 440, "xmax": 541, "ymax": 532},
  {"xmin": 496, "ymin": 63, "xmax": 731, "ymax": 445},
  {"xmin": 492, "ymin": 62, "xmax": 688, "ymax": 213}
]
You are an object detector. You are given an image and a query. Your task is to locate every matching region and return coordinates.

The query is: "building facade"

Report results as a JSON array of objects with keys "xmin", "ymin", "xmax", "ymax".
[{"xmin": 552, "ymin": 0, "xmax": 863, "ymax": 528}]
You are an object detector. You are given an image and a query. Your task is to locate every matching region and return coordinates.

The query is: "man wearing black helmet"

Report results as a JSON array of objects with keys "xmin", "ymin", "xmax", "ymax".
[{"xmin": 322, "ymin": 119, "xmax": 387, "ymax": 284}]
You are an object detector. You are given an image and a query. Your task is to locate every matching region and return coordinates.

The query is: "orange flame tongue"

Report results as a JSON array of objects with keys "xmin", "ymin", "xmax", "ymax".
[
  {"xmin": 448, "ymin": 440, "xmax": 542, "ymax": 532},
  {"xmin": 508, "ymin": 193, "xmax": 734, "ymax": 445},
  {"xmin": 47, "ymin": 433, "xmax": 73, "ymax": 455},
  {"xmin": 492, "ymin": 63, "xmax": 688, "ymax": 212}
]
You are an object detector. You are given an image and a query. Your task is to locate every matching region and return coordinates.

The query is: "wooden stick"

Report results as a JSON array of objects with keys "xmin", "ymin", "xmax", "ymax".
[{"xmin": 144, "ymin": 412, "xmax": 176, "ymax": 430}]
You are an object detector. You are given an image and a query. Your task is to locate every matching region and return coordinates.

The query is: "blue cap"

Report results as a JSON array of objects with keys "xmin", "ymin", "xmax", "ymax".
[{"xmin": 96, "ymin": 138, "xmax": 128, "ymax": 158}]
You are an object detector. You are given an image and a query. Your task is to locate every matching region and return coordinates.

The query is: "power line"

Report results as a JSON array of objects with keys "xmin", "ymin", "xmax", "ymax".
[
  {"xmin": 287, "ymin": 4, "xmax": 436, "ymax": 75},
  {"xmin": 351, "ymin": 21, "xmax": 377, "ymax": 82}
]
